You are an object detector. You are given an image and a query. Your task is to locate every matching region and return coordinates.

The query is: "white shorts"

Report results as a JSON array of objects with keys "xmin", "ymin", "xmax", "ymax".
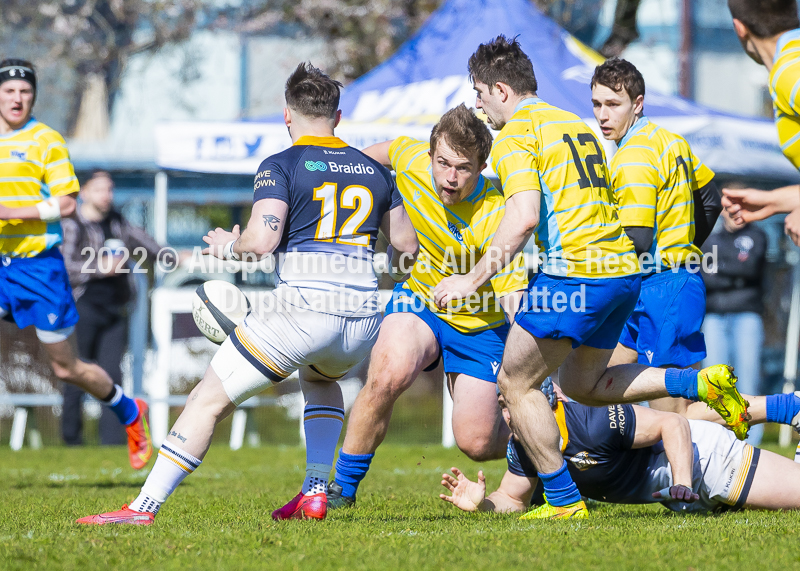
[
  {"xmin": 210, "ymin": 290, "xmax": 381, "ymax": 406},
  {"xmin": 653, "ymin": 420, "xmax": 760, "ymax": 513}
]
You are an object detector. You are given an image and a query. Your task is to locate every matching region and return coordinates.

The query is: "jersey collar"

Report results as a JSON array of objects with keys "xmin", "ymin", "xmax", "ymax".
[
  {"xmin": 617, "ymin": 116, "xmax": 649, "ymax": 150},
  {"xmin": 0, "ymin": 116, "xmax": 36, "ymax": 139},
  {"xmin": 514, "ymin": 96, "xmax": 541, "ymax": 114},
  {"xmin": 775, "ymin": 29, "xmax": 800, "ymax": 64},
  {"xmin": 293, "ymin": 135, "xmax": 348, "ymax": 148}
]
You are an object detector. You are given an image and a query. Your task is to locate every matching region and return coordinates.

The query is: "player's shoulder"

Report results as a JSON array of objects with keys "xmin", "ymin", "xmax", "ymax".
[
  {"xmin": 390, "ymin": 136, "xmax": 430, "ymax": 173},
  {"xmin": 257, "ymin": 144, "xmax": 306, "ymax": 175},
  {"xmin": 22, "ymin": 120, "xmax": 67, "ymax": 145}
]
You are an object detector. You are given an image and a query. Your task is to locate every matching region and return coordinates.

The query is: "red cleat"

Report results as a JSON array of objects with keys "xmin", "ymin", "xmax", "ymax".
[
  {"xmin": 76, "ymin": 504, "xmax": 154, "ymax": 526},
  {"xmin": 271, "ymin": 492, "xmax": 327, "ymax": 520},
  {"xmin": 126, "ymin": 398, "xmax": 153, "ymax": 470}
]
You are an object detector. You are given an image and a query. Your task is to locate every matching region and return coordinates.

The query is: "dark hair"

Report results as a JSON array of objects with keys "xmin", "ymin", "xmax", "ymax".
[
  {"xmin": 0, "ymin": 58, "xmax": 36, "ymax": 93},
  {"xmin": 728, "ymin": 0, "xmax": 799, "ymax": 38},
  {"xmin": 430, "ymin": 104, "xmax": 493, "ymax": 165},
  {"xmin": 591, "ymin": 58, "xmax": 645, "ymax": 101},
  {"xmin": 468, "ymin": 35, "xmax": 538, "ymax": 96},
  {"xmin": 284, "ymin": 62, "xmax": 342, "ymax": 119}
]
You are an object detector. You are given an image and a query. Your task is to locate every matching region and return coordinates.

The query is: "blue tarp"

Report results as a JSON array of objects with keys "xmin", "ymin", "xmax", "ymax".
[{"xmin": 156, "ymin": 0, "xmax": 797, "ymax": 181}]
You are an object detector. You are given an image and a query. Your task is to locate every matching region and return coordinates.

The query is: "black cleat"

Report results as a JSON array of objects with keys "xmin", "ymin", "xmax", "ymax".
[{"xmin": 327, "ymin": 481, "xmax": 356, "ymax": 510}]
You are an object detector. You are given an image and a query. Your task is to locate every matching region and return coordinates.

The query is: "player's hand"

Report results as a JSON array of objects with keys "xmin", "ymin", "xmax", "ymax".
[
  {"xmin": 785, "ymin": 206, "xmax": 800, "ymax": 246},
  {"xmin": 439, "ymin": 467, "xmax": 486, "ymax": 512},
  {"xmin": 652, "ymin": 484, "xmax": 699, "ymax": 503},
  {"xmin": 202, "ymin": 225, "xmax": 240, "ymax": 258},
  {"xmin": 433, "ymin": 274, "xmax": 478, "ymax": 309},
  {"xmin": 722, "ymin": 187, "xmax": 777, "ymax": 224}
]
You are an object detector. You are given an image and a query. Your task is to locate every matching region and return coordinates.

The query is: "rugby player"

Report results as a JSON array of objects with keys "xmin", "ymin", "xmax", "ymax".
[
  {"xmin": 434, "ymin": 36, "xmax": 749, "ymax": 519},
  {"xmin": 591, "ymin": 58, "xmax": 722, "ymax": 412},
  {"xmin": 440, "ymin": 381, "xmax": 800, "ymax": 515},
  {"xmin": 326, "ymin": 104, "xmax": 527, "ymax": 509},
  {"xmin": 76, "ymin": 63, "xmax": 418, "ymax": 525},
  {"xmin": 0, "ymin": 59, "xmax": 151, "ymax": 469},
  {"xmin": 721, "ymin": 0, "xmax": 800, "ymax": 244}
]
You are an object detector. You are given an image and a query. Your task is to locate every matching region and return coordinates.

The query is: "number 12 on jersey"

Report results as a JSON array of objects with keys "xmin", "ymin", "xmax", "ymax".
[{"xmin": 313, "ymin": 182, "xmax": 374, "ymax": 247}]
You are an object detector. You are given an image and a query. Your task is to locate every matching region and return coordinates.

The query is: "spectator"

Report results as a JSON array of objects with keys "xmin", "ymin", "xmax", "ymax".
[
  {"xmin": 701, "ymin": 205, "xmax": 768, "ymax": 445},
  {"xmin": 59, "ymin": 171, "xmax": 162, "ymax": 445}
]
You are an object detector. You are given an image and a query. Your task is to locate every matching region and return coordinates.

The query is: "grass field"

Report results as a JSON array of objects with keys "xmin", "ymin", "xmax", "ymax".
[{"xmin": 2, "ymin": 444, "xmax": 799, "ymax": 571}]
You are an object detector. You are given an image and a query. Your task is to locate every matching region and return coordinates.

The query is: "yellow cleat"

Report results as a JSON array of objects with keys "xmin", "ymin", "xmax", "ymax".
[
  {"xmin": 697, "ymin": 364, "xmax": 751, "ymax": 440},
  {"xmin": 519, "ymin": 500, "xmax": 588, "ymax": 520}
]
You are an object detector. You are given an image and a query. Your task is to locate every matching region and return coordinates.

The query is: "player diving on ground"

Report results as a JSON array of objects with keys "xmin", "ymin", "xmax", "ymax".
[
  {"xmin": 76, "ymin": 62, "xmax": 418, "ymax": 525},
  {"xmin": 326, "ymin": 104, "xmax": 527, "ymax": 509},
  {"xmin": 440, "ymin": 380, "xmax": 800, "ymax": 515}
]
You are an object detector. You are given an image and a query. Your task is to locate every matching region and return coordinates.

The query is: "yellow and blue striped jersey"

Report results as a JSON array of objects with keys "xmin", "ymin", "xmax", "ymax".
[
  {"xmin": 0, "ymin": 119, "xmax": 79, "ymax": 257},
  {"xmin": 492, "ymin": 98, "xmax": 638, "ymax": 279},
  {"xmin": 770, "ymin": 29, "xmax": 800, "ymax": 170},
  {"xmin": 610, "ymin": 117, "xmax": 714, "ymax": 271},
  {"xmin": 389, "ymin": 136, "xmax": 527, "ymax": 333}
]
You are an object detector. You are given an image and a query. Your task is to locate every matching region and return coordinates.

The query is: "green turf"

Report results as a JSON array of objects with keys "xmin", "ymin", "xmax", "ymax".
[{"xmin": 1, "ymin": 444, "xmax": 798, "ymax": 570}]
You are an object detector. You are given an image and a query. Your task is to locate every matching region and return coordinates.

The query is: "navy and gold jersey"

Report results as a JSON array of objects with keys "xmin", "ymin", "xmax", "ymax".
[
  {"xmin": 253, "ymin": 135, "xmax": 402, "ymax": 259},
  {"xmin": 507, "ymin": 401, "xmax": 656, "ymax": 504}
]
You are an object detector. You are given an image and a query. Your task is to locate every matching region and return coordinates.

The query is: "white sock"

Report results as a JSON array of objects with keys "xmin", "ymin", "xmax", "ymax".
[
  {"xmin": 302, "ymin": 405, "xmax": 344, "ymax": 496},
  {"xmin": 130, "ymin": 442, "xmax": 202, "ymax": 515}
]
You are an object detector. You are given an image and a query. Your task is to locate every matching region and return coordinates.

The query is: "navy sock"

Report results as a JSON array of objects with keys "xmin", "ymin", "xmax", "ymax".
[
  {"xmin": 334, "ymin": 451, "xmax": 374, "ymax": 499},
  {"xmin": 766, "ymin": 393, "xmax": 800, "ymax": 424},
  {"xmin": 538, "ymin": 461, "xmax": 581, "ymax": 507},
  {"xmin": 102, "ymin": 385, "xmax": 139, "ymax": 425},
  {"xmin": 664, "ymin": 368, "xmax": 699, "ymax": 400}
]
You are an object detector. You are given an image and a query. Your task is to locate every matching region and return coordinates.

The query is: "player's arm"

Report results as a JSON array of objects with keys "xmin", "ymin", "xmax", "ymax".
[
  {"xmin": 361, "ymin": 141, "xmax": 394, "ymax": 167},
  {"xmin": 203, "ymin": 198, "xmax": 288, "ymax": 259},
  {"xmin": 0, "ymin": 194, "xmax": 76, "ymax": 221},
  {"xmin": 630, "ymin": 405, "xmax": 699, "ymax": 502},
  {"xmin": 434, "ymin": 190, "xmax": 540, "ymax": 308},
  {"xmin": 381, "ymin": 203, "xmax": 419, "ymax": 280},
  {"xmin": 439, "ymin": 467, "xmax": 534, "ymax": 513},
  {"xmin": 692, "ymin": 179, "xmax": 721, "ymax": 247}
]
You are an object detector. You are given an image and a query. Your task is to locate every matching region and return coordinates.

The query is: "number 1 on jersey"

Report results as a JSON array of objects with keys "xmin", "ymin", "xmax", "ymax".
[{"xmin": 313, "ymin": 182, "xmax": 373, "ymax": 246}]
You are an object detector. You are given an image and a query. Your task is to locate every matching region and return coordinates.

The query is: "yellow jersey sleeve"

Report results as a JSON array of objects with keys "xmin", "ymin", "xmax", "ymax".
[
  {"xmin": 389, "ymin": 137, "xmax": 431, "ymax": 174},
  {"xmin": 770, "ymin": 31, "xmax": 800, "ymax": 169},
  {"xmin": 40, "ymin": 132, "xmax": 79, "ymax": 197},
  {"xmin": 610, "ymin": 146, "xmax": 660, "ymax": 228},
  {"xmin": 491, "ymin": 129, "xmax": 541, "ymax": 198},
  {"xmin": 688, "ymin": 149, "xmax": 714, "ymax": 190}
]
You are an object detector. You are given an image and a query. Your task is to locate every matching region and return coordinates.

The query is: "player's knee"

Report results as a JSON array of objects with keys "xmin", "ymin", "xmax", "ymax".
[
  {"xmin": 455, "ymin": 431, "xmax": 502, "ymax": 462},
  {"xmin": 50, "ymin": 359, "xmax": 78, "ymax": 382}
]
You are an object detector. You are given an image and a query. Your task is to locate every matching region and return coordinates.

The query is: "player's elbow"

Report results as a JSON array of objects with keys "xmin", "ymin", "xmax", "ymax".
[
  {"xmin": 59, "ymin": 196, "xmax": 77, "ymax": 218},
  {"xmin": 395, "ymin": 233, "xmax": 419, "ymax": 259},
  {"xmin": 516, "ymin": 210, "xmax": 539, "ymax": 235}
]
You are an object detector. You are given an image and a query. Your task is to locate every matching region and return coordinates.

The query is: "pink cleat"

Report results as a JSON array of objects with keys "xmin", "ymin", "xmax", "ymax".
[
  {"xmin": 76, "ymin": 504, "xmax": 154, "ymax": 526},
  {"xmin": 271, "ymin": 492, "xmax": 327, "ymax": 520}
]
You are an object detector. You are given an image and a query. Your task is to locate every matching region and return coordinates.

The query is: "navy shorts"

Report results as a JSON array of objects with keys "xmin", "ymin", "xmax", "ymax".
[
  {"xmin": 619, "ymin": 268, "xmax": 707, "ymax": 367},
  {"xmin": 384, "ymin": 285, "xmax": 509, "ymax": 383},
  {"xmin": 0, "ymin": 249, "xmax": 79, "ymax": 332},
  {"xmin": 515, "ymin": 272, "xmax": 641, "ymax": 350}
]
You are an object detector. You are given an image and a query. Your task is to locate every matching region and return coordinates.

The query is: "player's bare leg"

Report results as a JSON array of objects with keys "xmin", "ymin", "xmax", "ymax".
[
  {"xmin": 497, "ymin": 324, "xmax": 571, "ymax": 476},
  {"xmin": 340, "ymin": 313, "xmax": 439, "ymax": 455},
  {"xmin": 77, "ymin": 365, "xmax": 236, "ymax": 524},
  {"xmin": 44, "ymin": 334, "xmax": 152, "ymax": 469},
  {"xmin": 273, "ymin": 370, "xmax": 345, "ymax": 521},
  {"xmin": 329, "ymin": 313, "xmax": 438, "ymax": 506},
  {"xmin": 606, "ymin": 343, "xmax": 694, "ymax": 414},
  {"xmin": 448, "ymin": 372, "xmax": 509, "ymax": 461},
  {"xmin": 743, "ymin": 450, "xmax": 800, "ymax": 510},
  {"xmin": 41, "ymin": 335, "xmax": 115, "ymax": 398}
]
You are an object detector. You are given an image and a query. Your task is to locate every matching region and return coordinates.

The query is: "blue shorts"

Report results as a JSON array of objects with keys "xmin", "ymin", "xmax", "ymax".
[
  {"xmin": 0, "ymin": 249, "xmax": 79, "ymax": 333},
  {"xmin": 515, "ymin": 273, "xmax": 641, "ymax": 350},
  {"xmin": 619, "ymin": 268, "xmax": 707, "ymax": 367},
  {"xmin": 384, "ymin": 285, "xmax": 508, "ymax": 383}
]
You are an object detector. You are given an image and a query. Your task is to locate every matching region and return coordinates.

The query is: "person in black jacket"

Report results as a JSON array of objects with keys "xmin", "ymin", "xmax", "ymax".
[
  {"xmin": 701, "ymin": 207, "xmax": 768, "ymax": 445},
  {"xmin": 59, "ymin": 171, "xmax": 162, "ymax": 445}
]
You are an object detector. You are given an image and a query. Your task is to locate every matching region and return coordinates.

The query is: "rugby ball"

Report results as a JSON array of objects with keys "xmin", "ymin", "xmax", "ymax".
[{"xmin": 192, "ymin": 280, "xmax": 251, "ymax": 344}]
